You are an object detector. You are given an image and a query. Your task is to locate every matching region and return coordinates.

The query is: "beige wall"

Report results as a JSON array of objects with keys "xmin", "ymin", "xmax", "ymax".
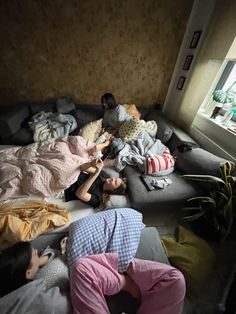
[
  {"xmin": 175, "ymin": 0, "xmax": 236, "ymax": 128},
  {"xmin": 0, "ymin": 0, "xmax": 193, "ymax": 107}
]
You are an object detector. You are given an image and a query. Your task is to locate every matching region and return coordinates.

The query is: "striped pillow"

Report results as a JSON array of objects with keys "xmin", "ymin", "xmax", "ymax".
[{"xmin": 145, "ymin": 147, "xmax": 175, "ymax": 175}]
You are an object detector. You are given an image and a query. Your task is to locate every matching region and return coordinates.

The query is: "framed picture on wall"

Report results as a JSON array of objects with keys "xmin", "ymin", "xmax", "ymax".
[
  {"xmin": 176, "ymin": 76, "xmax": 186, "ymax": 90},
  {"xmin": 189, "ymin": 30, "xmax": 202, "ymax": 49},
  {"xmin": 183, "ymin": 55, "xmax": 194, "ymax": 71}
]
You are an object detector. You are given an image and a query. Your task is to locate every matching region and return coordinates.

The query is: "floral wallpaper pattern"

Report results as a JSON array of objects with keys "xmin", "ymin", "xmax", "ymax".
[{"xmin": 0, "ymin": 0, "xmax": 193, "ymax": 108}]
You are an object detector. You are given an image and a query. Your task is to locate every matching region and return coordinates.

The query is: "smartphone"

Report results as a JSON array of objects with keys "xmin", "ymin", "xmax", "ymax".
[{"xmin": 101, "ymin": 148, "xmax": 111, "ymax": 161}]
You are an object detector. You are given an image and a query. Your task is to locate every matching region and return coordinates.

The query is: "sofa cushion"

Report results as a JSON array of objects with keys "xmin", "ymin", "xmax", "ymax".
[
  {"xmin": 0, "ymin": 105, "xmax": 30, "ymax": 139},
  {"xmin": 123, "ymin": 165, "xmax": 202, "ymax": 212},
  {"xmin": 10, "ymin": 128, "xmax": 33, "ymax": 145},
  {"xmin": 29, "ymin": 103, "xmax": 56, "ymax": 115},
  {"xmin": 56, "ymin": 96, "xmax": 75, "ymax": 114},
  {"xmin": 174, "ymin": 147, "xmax": 235, "ymax": 177},
  {"xmin": 76, "ymin": 104, "xmax": 103, "ymax": 129},
  {"xmin": 144, "ymin": 110, "xmax": 173, "ymax": 144}
]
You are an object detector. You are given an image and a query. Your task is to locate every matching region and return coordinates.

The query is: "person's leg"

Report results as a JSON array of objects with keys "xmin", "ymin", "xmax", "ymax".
[
  {"xmin": 126, "ymin": 258, "xmax": 186, "ymax": 314},
  {"xmin": 70, "ymin": 253, "xmax": 138, "ymax": 314}
]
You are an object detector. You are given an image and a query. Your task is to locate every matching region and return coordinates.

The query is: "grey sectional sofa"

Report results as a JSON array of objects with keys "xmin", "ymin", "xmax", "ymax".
[{"xmin": 0, "ymin": 101, "xmax": 232, "ymax": 215}]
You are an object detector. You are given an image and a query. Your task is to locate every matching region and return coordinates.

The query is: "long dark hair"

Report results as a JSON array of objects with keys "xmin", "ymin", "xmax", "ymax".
[
  {"xmin": 101, "ymin": 93, "xmax": 117, "ymax": 110},
  {"xmin": 103, "ymin": 178, "xmax": 127, "ymax": 195},
  {"xmin": 0, "ymin": 242, "xmax": 32, "ymax": 297}
]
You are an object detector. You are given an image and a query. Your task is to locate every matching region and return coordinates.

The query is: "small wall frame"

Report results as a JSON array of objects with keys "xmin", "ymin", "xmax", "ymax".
[
  {"xmin": 176, "ymin": 76, "xmax": 186, "ymax": 90},
  {"xmin": 189, "ymin": 30, "xmax": 202, "ymax": 49},
  {"xmin": 183, "ymin": 55, "xmax": 194, "ymax": 71}
]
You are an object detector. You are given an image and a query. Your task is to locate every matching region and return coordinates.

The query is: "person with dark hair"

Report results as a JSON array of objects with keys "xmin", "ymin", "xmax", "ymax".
[
  {"xmin": 101, "ymin": 93, "xmax": 132, "ymax": 135},
  {"xmin": 0, "ymin": 242, "xmax": 48, "ymax": 298},
  {"xmin": 0, "ymin": 240, "xmax": 186, "ymax": 314},
  {"xmin": 64, "ymin": 158, "xmax": 127, "ymax": 208}
]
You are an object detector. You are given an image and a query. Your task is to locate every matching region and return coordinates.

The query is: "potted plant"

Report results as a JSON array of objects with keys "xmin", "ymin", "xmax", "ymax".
[
  {"xmin": 181, "ymin": 161, "xmax": 236, "ymax": 242},
  {"xmin": 210, "ymin": 81, "xmax": 236, "ymax": 119}
]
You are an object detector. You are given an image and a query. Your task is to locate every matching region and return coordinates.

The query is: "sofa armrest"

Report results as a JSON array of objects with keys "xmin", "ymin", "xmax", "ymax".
[
  {"xmin": 167, "ymin": 123, "xmax": 199, "ymax": 153},
  {"xmin": 174, "ymin": 147, "xmax": 235, "ymax": 177}
]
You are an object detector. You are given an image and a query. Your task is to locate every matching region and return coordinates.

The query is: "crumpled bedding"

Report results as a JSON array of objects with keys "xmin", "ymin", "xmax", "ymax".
[
  {"xmin": 114, "ymin": 130, "xmax": 167, "ymax": 172},
  {"xmin": 29, "ymin": 111, "xmax": 77, "ymax": 142},
  {"xmin": 0, "ymin": 200, "xmax": 70, "ymax": 249},
  {"xmin": 0, "ymin": 136, "xmax": 94, "ymax": 201},
  {"xmin": 0, "ymin": 278, "xmax": 71, "ymax": 314}
]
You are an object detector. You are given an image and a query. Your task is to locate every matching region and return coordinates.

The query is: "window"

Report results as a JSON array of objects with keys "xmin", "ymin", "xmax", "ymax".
[
  {"xmin": 191, "ymin": 60, "xmax": 236, "ymax": 161},
  {"xmin": 199, "ymin": 60, "xmax": 236, "ymax": 127}
]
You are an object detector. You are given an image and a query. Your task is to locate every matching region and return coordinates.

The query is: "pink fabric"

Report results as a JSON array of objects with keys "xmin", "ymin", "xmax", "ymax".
[
  {"xmin": 145, "ymin": 147, "xmax": 175, "ymax": 175},
  {"xmin": 0, "ymin": 136, "xmax": 94, "ymax": 201},
  {"xmin": 70, "ymin": 253, "xmax": 186, "ymax": 314}
]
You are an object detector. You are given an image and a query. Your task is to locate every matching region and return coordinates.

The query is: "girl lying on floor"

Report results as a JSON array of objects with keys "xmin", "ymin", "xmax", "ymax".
[{"xmin": 0, "ymin": 208, "xmax": 186, "ymax": 314}]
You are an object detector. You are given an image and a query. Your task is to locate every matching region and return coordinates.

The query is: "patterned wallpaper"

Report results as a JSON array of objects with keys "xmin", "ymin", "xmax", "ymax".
[{"xmin": 0, "ymin": 0, "xmax": 193, "ymax": 108}]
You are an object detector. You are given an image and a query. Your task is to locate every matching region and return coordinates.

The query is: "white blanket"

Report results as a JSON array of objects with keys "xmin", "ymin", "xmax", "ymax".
[
  {"xmin": 29, "ymin": 111, "xmax": 77, "ymax": 142},
  {"xmin": 114, "ymin": 130, "xmax": 166, "ymax": 171}
]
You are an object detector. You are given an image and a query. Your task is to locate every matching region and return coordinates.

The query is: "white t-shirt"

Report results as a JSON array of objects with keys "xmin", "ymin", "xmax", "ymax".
[{"xmin": 103, "ymin": 104, "xmax": 132, "ymax": 131}]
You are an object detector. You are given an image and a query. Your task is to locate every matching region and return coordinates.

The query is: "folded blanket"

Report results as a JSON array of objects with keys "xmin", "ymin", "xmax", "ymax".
[
  {"xmin": 67, "ymin": 208, "xmax": 145, "ymax": 272},
  {"xmin": 0, "ymin": 200, "xmax": 70, "ymax": 249}
]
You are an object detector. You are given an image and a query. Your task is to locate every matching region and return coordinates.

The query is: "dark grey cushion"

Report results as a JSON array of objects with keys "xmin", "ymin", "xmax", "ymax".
[
  {"xmin": 56, "ymin": 96, "xmax": 75, "ymax": 114},
  {"xmin": 123, "ymin": 166, "xmax": 203, "ymax": 213},
  {"xmin": 0, "ymin": 105, "xmax": 30, "ymax": 138},
  {"xmin": 174, "ymin": 147, "xmax": 235, "ymax": 177},
  {"xmin": 75, "ymin": 104, "xmax": 103, "ymax": 128},
  {"xmin": 29, "ymin": 103, "xmax": 56, "ymax": 115},
  {"xmin": 10, "ymin": 128, "xmax": 33, "ymax": 146},
  {"xmin": 144, "ymin": 110, "xmax": 173, "ymax": 144}
]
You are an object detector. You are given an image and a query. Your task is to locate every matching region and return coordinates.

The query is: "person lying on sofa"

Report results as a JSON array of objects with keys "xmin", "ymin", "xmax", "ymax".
[
  {"xmin": 0, "ymin": 238, "xmax": 186, "ymax": 314},
  {"xmin": 64, "ymin": 157, "xmax": 127, "ymax": 208}
]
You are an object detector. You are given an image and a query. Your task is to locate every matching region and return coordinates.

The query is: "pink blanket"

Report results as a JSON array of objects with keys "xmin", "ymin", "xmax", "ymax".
[{"xmin": 0, "ymin": 136, "xmax": 94, "ymax": 201}]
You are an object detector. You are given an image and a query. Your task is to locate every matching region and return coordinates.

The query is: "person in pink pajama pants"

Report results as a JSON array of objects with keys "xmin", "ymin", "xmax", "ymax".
[{"xmin": 70, "ymin": 253, "xmax": 186, "ymax": 314}]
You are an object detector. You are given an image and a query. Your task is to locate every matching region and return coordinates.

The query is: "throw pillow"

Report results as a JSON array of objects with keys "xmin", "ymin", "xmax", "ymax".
[
  {"xmin": 144, "ymin": 111, "xmax": 173, "ymax": 144},
  {"xmin": 78, "ymin": 119, "xmax": 102, "ymax": 142},
  {"xmin": 103, "ymin": 194, "xmax": 131, "ymax": 210},
  {"xmin": 123, "ymin": 104, "xmax": 141, "ymax": 120},
  {"xmin": 161, "ymin": 225, "xmax": 215, "ymax": 299},
  {"xmin": 144, "ymin": 147, "xmax": 175, "ymax": 175},
  {"xmin": 119, "ymin": 118, "xmax": 146, "ymax": 142}
]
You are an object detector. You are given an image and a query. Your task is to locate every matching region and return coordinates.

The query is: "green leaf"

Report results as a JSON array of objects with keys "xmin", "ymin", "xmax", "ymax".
[
  {"xmin": 187, "ymin": 196, "xmax": 216, "ymax": 206},
  {"xmin": 212, "ymin": 90, "xmax": 236, "ymax": 103},
  {"xmin": 183, "ymin": 174, "xmax": 226, "ymax": 186},
  {"xmin": 182, "ymin": 206, "xmax": 202, "ymax": 211},
  {"xmin": 183, "ymin": 212, "xmax": 205, "ymax": 221}
]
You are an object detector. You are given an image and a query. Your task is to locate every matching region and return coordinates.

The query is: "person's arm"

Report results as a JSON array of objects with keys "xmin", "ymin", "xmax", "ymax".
[
  {"xmin": 79, "ymin": 158, "xmax": 101, "ymax": 174},
  {"xmin": 111, "ymin": 121, "xmax": 123, "ymax": 136},
  {"xmin": 76, "ymin": 159, "xmax": 104, "ymax": 203}
]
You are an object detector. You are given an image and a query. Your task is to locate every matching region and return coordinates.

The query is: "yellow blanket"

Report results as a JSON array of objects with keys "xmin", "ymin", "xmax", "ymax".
[{"xmin": 0, "ymin": 200, "xmax": 70, "ymax": 249}]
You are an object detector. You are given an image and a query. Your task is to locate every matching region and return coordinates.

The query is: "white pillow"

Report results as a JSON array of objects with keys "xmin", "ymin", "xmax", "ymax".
[{"xmin": 78, "ymin": 119, "xmax": 102, "ymax": 142}]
